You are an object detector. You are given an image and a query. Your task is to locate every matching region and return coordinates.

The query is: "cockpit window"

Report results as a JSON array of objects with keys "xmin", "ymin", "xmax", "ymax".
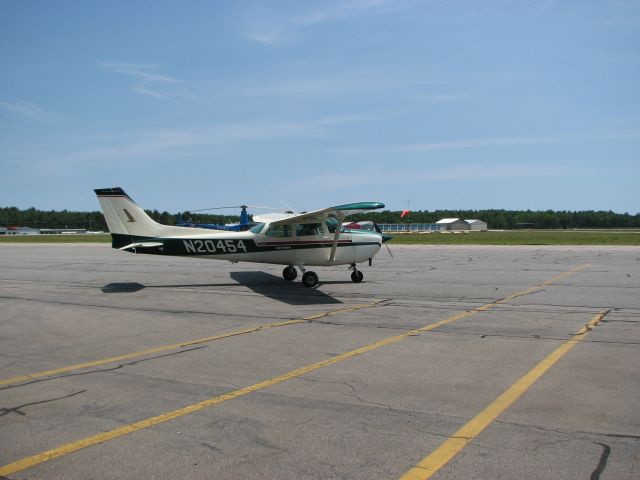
[
  {"xmin": 265, "ymin": 224, "xmax": 292, "ymax": 237},
  {"xmin": 250, "ymin": 223, "xmax": 265, "ymax": 234},
  {"xmin": 296, "ymin": 223, "xmax": 323, "ymax": 236}
]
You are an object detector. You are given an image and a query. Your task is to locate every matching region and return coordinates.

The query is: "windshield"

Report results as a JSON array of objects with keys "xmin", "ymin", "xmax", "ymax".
[{"xmin": 249, "ymin": 223, "xmax": 265, "ymax": 234}]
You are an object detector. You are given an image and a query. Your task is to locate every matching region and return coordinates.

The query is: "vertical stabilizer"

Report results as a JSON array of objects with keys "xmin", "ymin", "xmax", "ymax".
[{"xmin": 94, "ymin": 187, "xmax": 161, "ymax": 238}]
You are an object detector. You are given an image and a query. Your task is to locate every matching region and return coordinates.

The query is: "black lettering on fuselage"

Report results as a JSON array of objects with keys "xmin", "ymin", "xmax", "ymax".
[{"xmin": 182, "ymin": 239, "xmax": 247, "ymax": 254}]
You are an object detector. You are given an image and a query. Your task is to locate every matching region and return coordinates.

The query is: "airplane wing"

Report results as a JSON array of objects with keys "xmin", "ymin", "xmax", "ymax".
[
  {"xmin": 268, "ymin": 202, "xmax": 385, "ymax": 262},
  {"xmin": 267, "ymin": 202, "xmax": 385, "ymax": 227}
]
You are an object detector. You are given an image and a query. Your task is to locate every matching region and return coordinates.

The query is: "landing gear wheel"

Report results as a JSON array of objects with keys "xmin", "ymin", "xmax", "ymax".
[
  {"xmin": 302, "ymin": 271, "xmax": 319, "ymax": 288},
  {"xmin": 283, "ymin": 266, "xmax": 297, "ymax": 281},
  {"xmin": 351, "ymin": 270, "xmax": 364, "ymax": 283}
]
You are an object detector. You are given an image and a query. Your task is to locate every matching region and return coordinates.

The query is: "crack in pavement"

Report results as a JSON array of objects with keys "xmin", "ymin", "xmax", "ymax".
[
  {"xmin": 0, "ymin": 389, "xmax": 87, "ymax": 417},
  {"xmin": 495, "ymin": 419, "xmax": 640, "ymax": 442},
  {"xmin": 0, "ymin": 294, "xmax": 295, "ymax": 321},
  {"xmin": 0, "ymin": 346, "xmax": 206, "ymax": 392}
]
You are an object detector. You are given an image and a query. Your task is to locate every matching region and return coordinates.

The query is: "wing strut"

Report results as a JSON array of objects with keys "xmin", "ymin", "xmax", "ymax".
[{"xmin": 328, "ymin": 218, "xmax": 344, "ymax": 262}]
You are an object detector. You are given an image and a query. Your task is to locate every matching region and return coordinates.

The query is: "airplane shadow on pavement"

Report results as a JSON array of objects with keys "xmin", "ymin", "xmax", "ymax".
[{"xmin": 101, "ymin": 271, "xmax": 343, "ymax": 305}]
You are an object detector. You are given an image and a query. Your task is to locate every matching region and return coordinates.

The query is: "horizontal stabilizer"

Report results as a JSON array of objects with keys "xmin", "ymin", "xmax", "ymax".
[{"xmin": 119, "ymin": 242, "xmax": 163, "ymax": 250}]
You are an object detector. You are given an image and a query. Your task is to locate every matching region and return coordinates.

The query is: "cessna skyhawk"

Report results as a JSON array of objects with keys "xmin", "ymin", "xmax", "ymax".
[{"xmin": 94, "ymin": 187, "xmax": 391, "ymax": 287}]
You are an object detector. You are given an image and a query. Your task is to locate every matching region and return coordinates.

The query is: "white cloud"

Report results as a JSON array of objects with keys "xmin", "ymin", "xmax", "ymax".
[
  {"xmin": 53, "ymin": 114, "xmax": 380, "ymax": 166},
  {"xmin": 130, "ymin": 85, "xmax": 172, "ymax": 101},
  {"xmin": 327, "ymin": 130, "xmax": 640, "ymax": 155},
  {"xmin": 0, "ymin": 100, "xmax": 53, "ymax": 122},
  {"xmin": 98, "ymin": 61, "xmax": 187, "ymax": 101},
  {"xmin": 413, "ymin": 94, "xmax": 470, "ymax": 103},
  {"xmin": 98, "ymin": 62, "xmax": 181, "ymax": 84},
  {"xmin": 398, "ymin": 136, "xmax": 557, "ymax": 152},
  {"xmin": 309, "ymin": 162, "xmax": 588, "ymax": 189},
  {"xmin": 247, "ymin": 0, "xmax": 397, "ymax": 46}
]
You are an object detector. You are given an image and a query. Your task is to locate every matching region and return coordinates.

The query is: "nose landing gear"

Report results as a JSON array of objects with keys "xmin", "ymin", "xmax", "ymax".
[{"xmin": 349, "ymin": 263, "xmax": 363, "ymax": 283}]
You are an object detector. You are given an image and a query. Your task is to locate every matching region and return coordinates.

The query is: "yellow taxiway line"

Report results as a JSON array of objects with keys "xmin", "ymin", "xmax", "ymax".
[
  {"xmin": 0, "ymin": 301, "xmax": 384, "ymax": 387},
  {"xmin": 399, "ymin": 309, "xmax": 607, "ymax": 480},
  {"xmin": 0, "ymin": 264, "xmax": 590, "ymax": 476}
]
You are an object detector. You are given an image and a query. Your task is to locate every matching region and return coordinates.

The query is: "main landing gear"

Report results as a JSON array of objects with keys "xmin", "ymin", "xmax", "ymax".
[
  {"xmin": 283, "ymin": 265, "xmax": 319, "ymax": 288},
  {"xmin": 282, "ymin": 265, "xmax": 297, "ymax": 281},
  {"xmin": 282, "ymin": 264, "xmax": 365, "ymax": 288},
  {"xmin": 302, "ymin": 271, "xmax": 319, "ymax": 288}
]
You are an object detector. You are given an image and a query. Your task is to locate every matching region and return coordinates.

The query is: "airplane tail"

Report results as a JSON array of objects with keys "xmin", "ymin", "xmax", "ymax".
[{"xmin": 94, "ymin": 187, "xmax": 162, "ymax": 240}]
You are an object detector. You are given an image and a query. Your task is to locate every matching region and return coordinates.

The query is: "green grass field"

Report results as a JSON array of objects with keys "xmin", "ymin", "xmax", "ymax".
[
  {"xmin": 388, "ymin": 230, "xmax": 640, "ymax": 245},
  {"xmin": 1, "ymin": 231, "xmax": 639, "ymax": 245},
  {"xmin": 0, "ymin": 234, "xmax": 112, "ymax": 243}
]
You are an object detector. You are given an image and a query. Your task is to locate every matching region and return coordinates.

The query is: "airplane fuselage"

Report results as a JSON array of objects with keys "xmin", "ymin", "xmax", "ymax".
[{"xmin": 114, "ymin": 229, "xmax": 382, "ymax": 266}]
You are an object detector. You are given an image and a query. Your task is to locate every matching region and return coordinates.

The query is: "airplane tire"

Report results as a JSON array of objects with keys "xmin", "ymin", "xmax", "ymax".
[
  {"xmin": 283, "ymin": 266, "xmax": 297, "ymax": 281},
  {"xmin": 302, "ymin": 271, "xmax": 319, "ymax": 288},
  {"xmin": 351, "ymin": 270, "xmax": 364, "ymax": 283}
]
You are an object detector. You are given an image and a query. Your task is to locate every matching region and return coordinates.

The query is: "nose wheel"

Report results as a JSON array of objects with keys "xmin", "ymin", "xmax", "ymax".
[{"xmin": 349, "ymin": 264, "xmax": 364, "ymax": 283}]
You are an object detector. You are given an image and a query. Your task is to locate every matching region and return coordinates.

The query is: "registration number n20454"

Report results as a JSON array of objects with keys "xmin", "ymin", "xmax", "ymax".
[{"xmin": 183, "ymin": 239, "xmax": 248, "ymax": 254}]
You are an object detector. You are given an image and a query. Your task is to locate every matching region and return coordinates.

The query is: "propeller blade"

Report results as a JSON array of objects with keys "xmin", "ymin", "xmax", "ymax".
[{"xmin": 373, "ymin": 222, "xmax": 394, "ymax": 257}]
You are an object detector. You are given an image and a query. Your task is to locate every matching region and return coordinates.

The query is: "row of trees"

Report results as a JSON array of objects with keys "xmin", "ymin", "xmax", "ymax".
[
  {"xmin": 1, "ymin": 206, "xmax": 639, "ymax": 230},
  {"xmin": 0, "ymin": 207, "xmax": 237, "ymax": 231},
  {"xmin": 351, "ymin": 209, "xmax": 640, "ymax": 229}
]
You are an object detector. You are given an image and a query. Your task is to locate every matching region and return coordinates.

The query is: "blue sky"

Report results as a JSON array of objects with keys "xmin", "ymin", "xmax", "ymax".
[{"xmin": 1, "ymin": 0, "xmax": 639, "ymax": 214}]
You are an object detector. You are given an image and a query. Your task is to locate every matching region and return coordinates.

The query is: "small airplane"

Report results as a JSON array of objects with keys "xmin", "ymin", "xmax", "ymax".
[{"xmin": 94, "ymin": 187, "xmax": 392, "ymax": 287}]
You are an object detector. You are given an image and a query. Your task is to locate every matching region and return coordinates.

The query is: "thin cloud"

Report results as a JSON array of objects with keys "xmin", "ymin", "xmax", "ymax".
[
  {"xmin": 0, "ymin": 100, "xmax": 53, "ymax": 122},
  {"xmin": 98, "ymin": 62, "xmax": 181, "ymax": 84},
  {"xmin": 247, "ymin": 0, "xmax": 396, "ymax": 46},
  {"xmin": 413, "ymin": 93, "xmax": 470, "ymax": 103},
  {"xmin": 247, "ymin": 31, "xmax": 284, "ymax": 46},
  {"xmin": 293, "ymin": 0, "xmax": 392, "ymax": 27},
  {"xmin": 130, "ymin": 85, "xmax": 172, "ymax": 101},
  {"xmin": 98, "ymin": 61, "xmax": 187, "ymax": 101},
  {"xmin": 399, "ymin": 136, "xmax": 557, "ymax": 152},
  {"xmin": 310, "ymin": 162, "xmax": 588, "ymax": 189},
  {"xmin": 54, "ymin": 114, "xmax": 380, "ymax": 166},
  {"xmin": 327, "ymin": 130, "xmax": 640, "ymax": 155}
]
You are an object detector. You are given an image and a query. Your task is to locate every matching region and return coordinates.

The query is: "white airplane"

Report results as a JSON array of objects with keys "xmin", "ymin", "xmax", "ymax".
[{"xmin": 95, "ymin": 187, "xmax": 391, "ymax": 287}]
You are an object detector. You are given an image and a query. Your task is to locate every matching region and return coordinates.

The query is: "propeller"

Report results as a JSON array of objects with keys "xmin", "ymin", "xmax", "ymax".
[{"xmin": 373, "ymin": 222, "xmax": 394, "ymax": 258}]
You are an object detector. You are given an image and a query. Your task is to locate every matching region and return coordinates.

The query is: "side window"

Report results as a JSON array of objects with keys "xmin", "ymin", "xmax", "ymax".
[
  {"xmin": 296, "ymin": 223, "xmax": 323, "ymax": 236},
  {"xmin": 325, "ymin": 218, "xmax": 338, "ymax": 233},
  {"xmin": 265, "ymin": 224, "xmax": 292, "ymax": 238}
]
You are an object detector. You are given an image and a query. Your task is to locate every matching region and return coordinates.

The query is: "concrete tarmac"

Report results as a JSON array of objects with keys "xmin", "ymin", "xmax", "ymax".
[{"xmin": 0, "ymin": 244, "xmax": 638, "ymax": 479}]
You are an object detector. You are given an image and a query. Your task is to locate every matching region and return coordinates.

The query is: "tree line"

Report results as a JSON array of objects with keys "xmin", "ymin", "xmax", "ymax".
[
  {"xmin": 1, "ymin": 206, "xmax": 639, "ymax": 230},
  {"xmin": 0, "ymin": 207, "xmax": 237, "ymax": 231},
  {"xmin": 351, "ymin": 209, "xmax": 640, "ymax": 229}
]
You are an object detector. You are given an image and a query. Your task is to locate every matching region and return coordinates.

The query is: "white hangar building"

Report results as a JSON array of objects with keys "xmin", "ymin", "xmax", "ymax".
[
  {"xmin": 435, "ymin": 218, "xmax": 488, "ymax": 231},
  {"xmin": 435, "ymin": 218, "xmax": 470, "ymax": 231},
  {"xmin": 465, "ymin": 219, "xmax": 488, "ymax": 231}
]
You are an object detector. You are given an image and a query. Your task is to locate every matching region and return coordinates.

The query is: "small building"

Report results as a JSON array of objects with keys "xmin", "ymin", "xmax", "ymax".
[
  {"xmin": 435, "ymin": 218, "xmax": 470, "ymax": 231},
  {"xmin": 379, "ymin": 223, "xmax": 444, "ymax": 233},
  {"xmin": 465, "ymin": 219, "xmax": 488, "ymax": 231},
  {"xmin": 6, "ymin": 226, "xmax": 40, "ymax": 235}
]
